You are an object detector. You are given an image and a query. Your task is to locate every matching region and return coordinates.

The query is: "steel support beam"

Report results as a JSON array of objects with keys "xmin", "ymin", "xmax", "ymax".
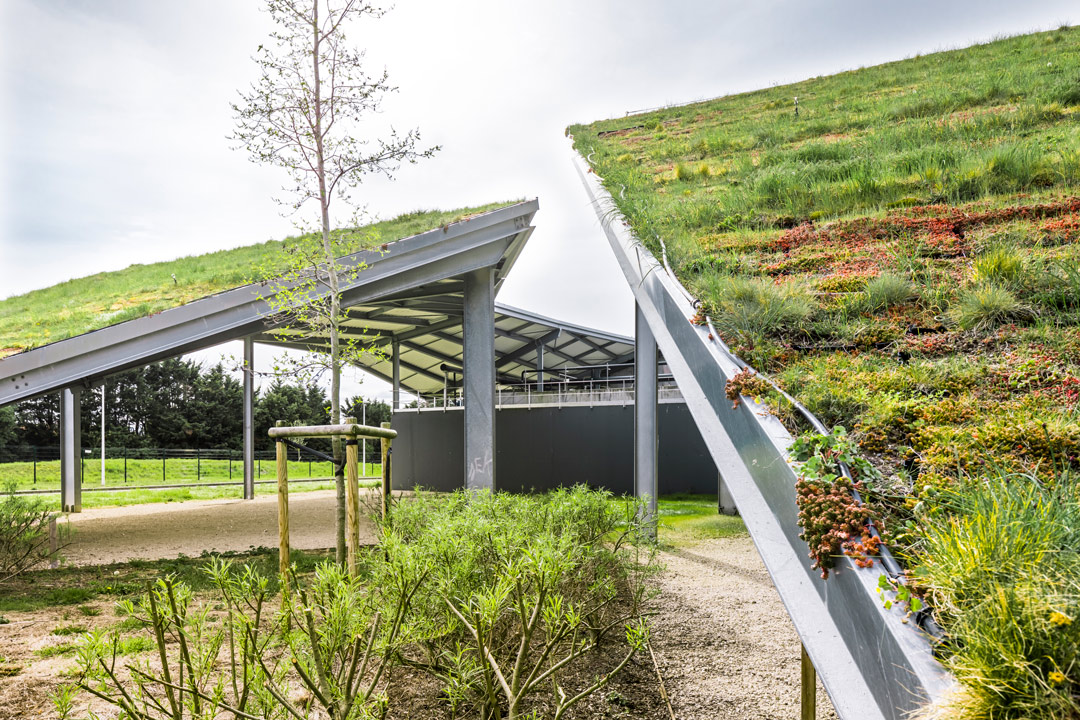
[
  {"xmin": 243, "ymin": 337, "xmax": 255, "ymax": 500},
  {"xmin": 536, "ymin": 340, "xmax": 545, "ymax": 391},
  {"xmin": 392, "ymin": 339, "xmax": 401, "ymax": 411},
  {"xmin": 719, "ymin": 472, "xmax": 737, "ymax": 515},
  {"xmin": 60, "ymin": 387, "xmax": 82, "ymax": 513},
  {"xmin": 634, "ymin": 303, "xmax": 658, "ymax": 535},
  {"xmin": 463, "ymin": 268, "xmax": 495, "ymax": 491}
]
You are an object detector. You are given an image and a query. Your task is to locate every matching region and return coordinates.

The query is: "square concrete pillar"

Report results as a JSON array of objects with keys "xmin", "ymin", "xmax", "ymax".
[
  {"xmin": 463, "ymin": 268, "xmax": 496, "ymax": 490},
  {"xmin": 60, "ymin": 387, "xmax": 83, "ymax": 513}
]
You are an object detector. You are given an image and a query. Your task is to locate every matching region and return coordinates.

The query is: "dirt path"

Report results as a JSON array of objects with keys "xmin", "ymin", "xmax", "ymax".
[
  {"xmin": 651, "ymin": 536, "xmax": 837, "ymax": 719},
  {"xmin": 60, "ymin": 489, "xmax": 376, "ymax": 565}
]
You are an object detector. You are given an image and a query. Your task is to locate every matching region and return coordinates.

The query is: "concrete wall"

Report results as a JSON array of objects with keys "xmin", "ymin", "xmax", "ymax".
[{"xmin": 391, "ymin": 401, "xmax": 717, "ymax": 495}]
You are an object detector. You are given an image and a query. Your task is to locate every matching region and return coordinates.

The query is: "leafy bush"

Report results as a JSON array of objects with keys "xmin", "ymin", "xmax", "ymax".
[
  {"xmin": 952, "ymin": 284, "xmax": 1036, "ymax": 331},
  {"xmin": 0, "ymin": 487, "xmax": 63, "ymax": 584},
  {"xmin": 67, "ymin": 488, "xmax": 652, "ymax": 720},
  {"xmin": 914, "ymin": 474, "xmax": 1080, "ymax": 719},
  {"xmin": 384, "ymin": 488, "xmax": 654, "ymax": 720}
]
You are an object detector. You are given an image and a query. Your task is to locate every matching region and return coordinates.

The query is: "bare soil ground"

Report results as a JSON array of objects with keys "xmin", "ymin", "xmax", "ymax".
[
  {"xmin": 0, "ymin": 495, "xmax": 837, "ymax": 718},
  {"xmin": 59, "ymin": 489, "xmax": 377, "ymax": 565}
]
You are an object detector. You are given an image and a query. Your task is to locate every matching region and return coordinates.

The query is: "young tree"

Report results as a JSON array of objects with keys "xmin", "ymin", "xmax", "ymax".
[{"xmin": 232, "ymin": 0, "xmax": 436, "ymax": 563}]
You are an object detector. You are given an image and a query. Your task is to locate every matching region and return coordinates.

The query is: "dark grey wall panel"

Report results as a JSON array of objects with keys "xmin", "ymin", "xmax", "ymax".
[{"xmin": 391, "ymin": 402, "xmax": 716, "ymax": 495}]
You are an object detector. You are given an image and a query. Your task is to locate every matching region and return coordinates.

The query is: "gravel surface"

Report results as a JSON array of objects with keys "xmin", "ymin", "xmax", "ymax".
[
  {"xmin": 652, "ymin": 536, "xmax": 838, "ymax": 719},
  {"xmin": 60, "ymin": 489, "xmax": 377, "ymax": 565}
]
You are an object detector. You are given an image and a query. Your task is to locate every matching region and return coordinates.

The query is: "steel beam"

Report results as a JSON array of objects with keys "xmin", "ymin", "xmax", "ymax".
[
  {"xmin": 634, "ymin": 303, "xmax": 658, "ymax": 535},
  {"xmin": 536, "ymin": 340, "xmax": 545, "ymax": 391},
  {"xmin": 243, "ymin": 337, "xmax": 255, "ymax": 500},
  {"xmin": 60, "ymin": 387, "xmax": 82, "ymax": 513},
  {"xmin": 463, "ymin": 268, "xmax": 495, "ymax": 491},
  {"xmin": 392, "ymin": 339, "xmax": 401, "ymax": 411}
]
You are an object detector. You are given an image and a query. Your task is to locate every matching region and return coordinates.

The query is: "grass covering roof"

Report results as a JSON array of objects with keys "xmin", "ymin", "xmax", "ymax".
[
  {"xmin": 0, "ymin": 202, "xmax": 514, "ymax": 359},
  {"xmin": 572, "ymin": 26, "xmax": 1080, "ymax": 716}
]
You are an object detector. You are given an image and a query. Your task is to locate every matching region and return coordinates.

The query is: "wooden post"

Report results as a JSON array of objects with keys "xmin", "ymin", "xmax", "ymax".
[
  {"xmin": 801, "ymin": 643, "xmax": 817, "ymax": 720},
  {"xmin": 275, "ymin": 422, "xmax": 290, "ymax": 585},
  {"xmin": 344, "ymin": 417, "xmax": 360, "ymax": 577},
  {"xmin": 380, "ymin": 421, "xmax": 392, "ymax": 522}
]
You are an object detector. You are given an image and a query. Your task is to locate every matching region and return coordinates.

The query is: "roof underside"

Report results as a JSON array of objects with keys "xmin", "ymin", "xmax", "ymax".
[{"xmin": 257, "ymin": 293, "xmax": 634, "ymax": 394}]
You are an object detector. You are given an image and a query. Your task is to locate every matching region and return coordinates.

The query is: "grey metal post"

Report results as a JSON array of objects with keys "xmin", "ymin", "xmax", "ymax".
[
  {"xmin": 463, "ymin": 268, "xmax": 496, "ymax": 491},
  {"xmin": 634, "ymin": 303, "xmax": 658, "ymax": 535},
  {"xmin": 243, "ymin": 336, "xmax": 255, "ymax": 500},
  {"xmin": 60, "ymin": 387, "xmax": 83, "ymax": 513},
  {"xmin": 719, "ymin": 472, "xmax": 737, "ymax": 515},
  {"xmin": 392, "ymin": 339, "xmax": 401, "ymax": 411},
  {"xmin": 536, "ymin": 341, "xmax": 545, "ymax": 392}
]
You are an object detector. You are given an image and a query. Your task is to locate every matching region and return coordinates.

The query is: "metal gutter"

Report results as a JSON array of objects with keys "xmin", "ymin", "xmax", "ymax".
[{"xmin": 570, "ymin": 147, "xmax": 954, "ymax": 720}]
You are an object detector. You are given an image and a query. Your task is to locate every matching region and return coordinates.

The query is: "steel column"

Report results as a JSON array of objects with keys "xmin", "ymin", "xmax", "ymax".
[
  {"xmin": 634, "ymin": 303, "xmax": 658, "ymax": 533},
  {"xmin": 536, "ymin": 340, "xmax": 545, "ymax": 391},
  {"xmin": 60, "ymin": 387, "xmax": 83, "ymax": 513},
  {"xmin": 243, "ymin": 336, "xmax": 255, "ymax": 500},
  {"xmin": 463, "ymin": 268, "xmax": 496, "ymax": 490},
  {"xmin": 719, "ymin": 472, "xmax": 737, "ymax": 515},
  {"xmin": 392, "ymin": 339, "xmax": 401, "ymax": 411}
]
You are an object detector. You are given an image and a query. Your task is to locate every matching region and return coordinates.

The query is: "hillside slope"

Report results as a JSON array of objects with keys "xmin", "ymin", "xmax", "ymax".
[
  {"xmin": 0, "ymin": 203, "xmax": 513, "ymax": 358},
  {"xmin": 572, "ymin": 26, "xmax": 1080, "ymax": 718}
]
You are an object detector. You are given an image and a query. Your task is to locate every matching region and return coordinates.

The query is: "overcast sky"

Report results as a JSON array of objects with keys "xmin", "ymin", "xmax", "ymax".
[{"xmin": 1, "ymin": 0, "xmax": 1074, "ymax": 400}]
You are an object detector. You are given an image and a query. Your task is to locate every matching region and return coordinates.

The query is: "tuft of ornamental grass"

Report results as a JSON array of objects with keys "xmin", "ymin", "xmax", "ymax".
[
  {"xmin": 861, "ymin": 273, "xmax": 916, "ymax": 313},
  {"xmin": 913, "ymin": 474, "xmax": 1080, "ymax": 719},
  {"xmin": 698, "ymin": 275, "xmax": 814, "ymax": 339},
  {"xmin": 952, "ymin": 284, "xmax": 1036, "ymax": 331},
  {"xmin": 674, "ymin": 162, "xmax": 693, "ymax": 181},
  {"xmin": 972, "ymin": 246, "xmax": 1027, "ymax": 287}
]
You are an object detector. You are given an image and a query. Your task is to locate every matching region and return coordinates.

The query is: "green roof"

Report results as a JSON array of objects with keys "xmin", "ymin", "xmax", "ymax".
[{"xmin": 0, "ymin": 203, "xmax": 514, "ymax": 358}]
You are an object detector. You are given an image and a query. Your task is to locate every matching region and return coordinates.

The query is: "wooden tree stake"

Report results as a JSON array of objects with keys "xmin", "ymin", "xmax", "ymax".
[
  {"xmin": 380, "ymin": 421, "xmax": 392, "ymax": 522},
  {"xmin": 275, "ymin": 421, "xmax": 290, "ymax": 586},
  {"xmin": 344, "ymin": 417, "xmax": 360, "ymax": 577}
]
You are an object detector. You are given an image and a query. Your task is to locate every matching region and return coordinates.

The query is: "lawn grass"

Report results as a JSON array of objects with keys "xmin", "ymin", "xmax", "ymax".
[
  {"xmin": 570, "ymin": 26, "xmax": 1080, "ymax": 718},
  {"xmin": 0, "ymin": 202, "xmax": 515, "ymax": 358},
  {"xmin": 657, "ymin": 493, "xmax": 746, "ymax": 546},
  {"xmin": 1, "ymin": 457, "xmax": 382, "ymax": 491}
]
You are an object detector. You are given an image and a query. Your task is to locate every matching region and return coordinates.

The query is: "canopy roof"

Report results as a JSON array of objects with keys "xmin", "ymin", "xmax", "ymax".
[{"xmin": 0, "ymin": 199, "xmax": 633, "ymax": 406}]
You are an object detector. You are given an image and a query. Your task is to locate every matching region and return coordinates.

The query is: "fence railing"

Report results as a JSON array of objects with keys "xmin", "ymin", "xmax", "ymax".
[
  {"xmin": 403, "ymin": 376, "xmax": 685, "ymax": 411},
  {"xmin": 0, "ymin": 444, "xmax": 382, "ymax": 493}
]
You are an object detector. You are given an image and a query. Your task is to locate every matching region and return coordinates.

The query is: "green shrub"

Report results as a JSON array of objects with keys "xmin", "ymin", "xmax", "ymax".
[{"xmin": 953, "ymin": 284, "xmax": 1036, "ymax": 331}]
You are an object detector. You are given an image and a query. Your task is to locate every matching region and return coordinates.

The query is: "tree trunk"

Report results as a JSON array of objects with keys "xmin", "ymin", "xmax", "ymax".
[{"xmin": 310, "ymin": 0, "xmax": 346, "ymax": 566}]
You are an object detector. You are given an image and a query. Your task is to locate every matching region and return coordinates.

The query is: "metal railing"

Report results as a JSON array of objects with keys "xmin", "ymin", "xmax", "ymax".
[{"xmin": 401, "ymin": 375, "xmax": 685, "ymax": 411}]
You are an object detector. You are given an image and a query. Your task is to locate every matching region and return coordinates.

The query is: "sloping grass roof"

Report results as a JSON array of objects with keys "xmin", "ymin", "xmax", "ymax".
[
  {"xmin": 572, "ymin": 27, "xmax": 1080, "ymax": 716},
  {"xmin": 0, "ymin": 203, "xmax": 514, "ymax": 358}
]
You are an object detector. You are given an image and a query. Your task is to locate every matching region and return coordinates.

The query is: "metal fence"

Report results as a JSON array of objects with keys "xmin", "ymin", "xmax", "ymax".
[
  {"xmin": 0, "ymin": 444, "xmax": 382, "ymax": 493},
  {"xmin": 404, "ymin": 376, "xmax": 685, "ymax": 411}
]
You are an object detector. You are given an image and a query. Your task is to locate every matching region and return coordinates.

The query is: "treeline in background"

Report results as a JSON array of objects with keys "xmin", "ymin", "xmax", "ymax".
[{"xmin": 0, "ymin": 358, "xmax": 389, "ymax": 461}]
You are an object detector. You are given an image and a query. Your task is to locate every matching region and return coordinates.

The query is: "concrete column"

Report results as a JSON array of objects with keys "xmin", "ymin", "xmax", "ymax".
[
  {"xmin": 243, "ymin": 337, "xmax": 255, "ymax": 500},
  {"xmin": 634, "ymin": 303, "xmax": 658, "ymax": 533},
  {"xmin": 463, "ymin": 268, "xmax": 496, "ymax": 491},
  {"xmin": 536, "ymin": 341, "xmax": 545, "ymax": 391},
  {"xmin": 392, "ymin": 339, "xmax": 401, "ymax": 411},
  {"xmin": 60, "ymin": 387, "xmax": 82, "ymax": 513}
]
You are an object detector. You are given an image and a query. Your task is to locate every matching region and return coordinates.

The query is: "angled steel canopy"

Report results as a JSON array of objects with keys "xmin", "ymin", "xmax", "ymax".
[
  {"xmin": 256, "ymin": 302, "xmax": 634, "ymax": 395},
  {"xmin": 571, "ymin": 149, "xmax": 953, "ymax": 720},
  {"xmin": 0, "ymin": 201, "xmax": 539, "ymax": 407}
]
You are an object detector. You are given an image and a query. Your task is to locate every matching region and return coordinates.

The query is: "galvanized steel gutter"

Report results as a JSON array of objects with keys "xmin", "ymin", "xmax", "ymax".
[{"xmin": 570, "ymin": 144, "xmax": 954, "ymax": 720}]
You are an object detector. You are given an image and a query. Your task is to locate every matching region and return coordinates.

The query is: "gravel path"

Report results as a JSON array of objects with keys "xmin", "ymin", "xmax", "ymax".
[
  {"xmin": 60, "ymin": 490, "xmax": 377, "ymax": 565},
  {"xmin": 652, "ymin": 536, "xmax": 837, "ymax": 719}
]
